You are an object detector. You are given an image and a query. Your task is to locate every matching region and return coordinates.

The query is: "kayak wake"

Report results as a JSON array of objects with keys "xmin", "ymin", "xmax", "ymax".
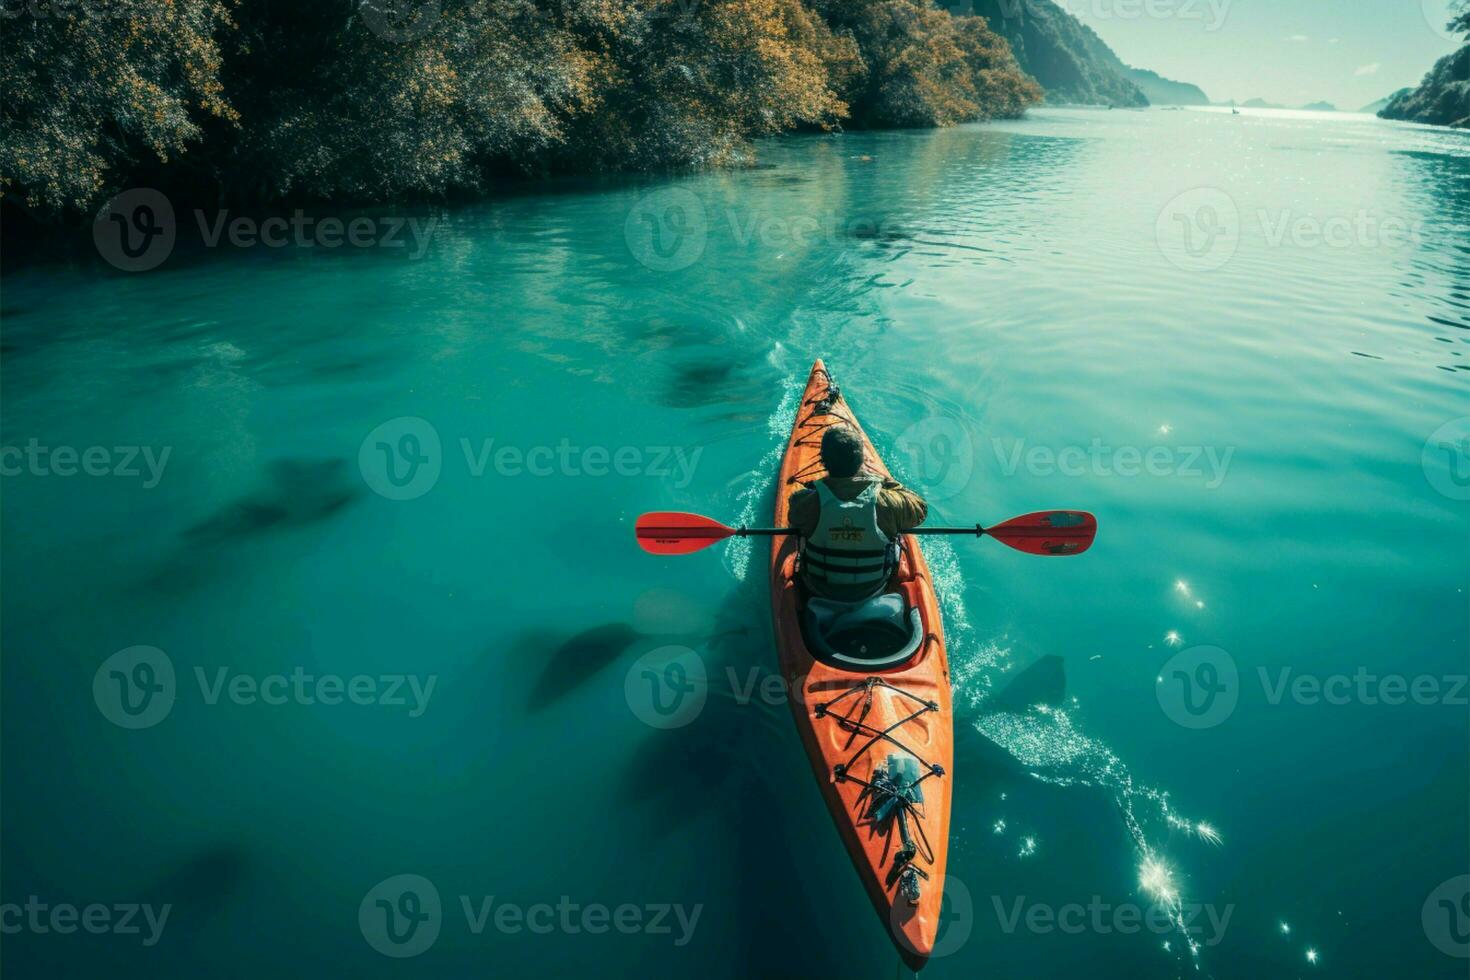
[{"xmin": 724, "ymin": 373, "xmax": 801, "ymax": 583}]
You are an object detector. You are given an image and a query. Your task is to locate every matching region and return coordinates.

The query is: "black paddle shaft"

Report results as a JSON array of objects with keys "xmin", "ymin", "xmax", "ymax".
[{"xmin": 732, "ymin": 526, "xmax": 986, "ymax": 537}]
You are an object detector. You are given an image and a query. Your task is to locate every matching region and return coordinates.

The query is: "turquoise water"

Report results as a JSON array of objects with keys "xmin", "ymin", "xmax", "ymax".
[{"xmin": 2, "ymin": 107, "xmax": 1468, "ymax": 978}]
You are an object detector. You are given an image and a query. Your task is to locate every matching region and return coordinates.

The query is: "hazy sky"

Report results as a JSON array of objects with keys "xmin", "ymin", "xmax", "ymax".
[{"xmin": 1068, "ymin": 0, "xmax": 1464, "ymax": 108}]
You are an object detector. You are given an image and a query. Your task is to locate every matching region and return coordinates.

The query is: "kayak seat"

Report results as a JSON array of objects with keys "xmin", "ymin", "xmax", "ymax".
[{"xmin": 800, "ymin": 593, "xmax": 924, "ymax": 669}]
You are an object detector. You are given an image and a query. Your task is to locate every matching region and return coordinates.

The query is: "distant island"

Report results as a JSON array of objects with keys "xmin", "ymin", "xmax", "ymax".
[
  {"xmin": 1124, "ymin": 67, "xmax": 1211, "ymax": 106},
  {"xmin": 1225, "ymin": 98, "xmax": 1337, "ymax": 111}
]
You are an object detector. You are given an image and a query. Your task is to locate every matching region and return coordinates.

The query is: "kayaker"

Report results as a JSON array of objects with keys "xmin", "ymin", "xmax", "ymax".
[{"xmin": 789, "ymin": 424, "xmax": 927, "ymax": 602}]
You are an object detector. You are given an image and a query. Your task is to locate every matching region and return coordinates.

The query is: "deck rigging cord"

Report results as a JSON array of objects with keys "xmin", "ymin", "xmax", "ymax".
[{"xmin": 814, "ymin": 676, "xmax": 946, "ymax": 904}]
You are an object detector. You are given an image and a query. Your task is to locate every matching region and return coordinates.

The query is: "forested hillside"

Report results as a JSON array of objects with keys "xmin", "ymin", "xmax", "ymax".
[{"xmin": 0, "ymin": 0, "xmax": 1042, "ymax": 224}]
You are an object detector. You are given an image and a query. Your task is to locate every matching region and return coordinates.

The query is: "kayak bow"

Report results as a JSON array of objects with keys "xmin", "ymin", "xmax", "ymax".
[{"xmin": 770, "ymin": 360, "xmax": 954, "ymax": 970}]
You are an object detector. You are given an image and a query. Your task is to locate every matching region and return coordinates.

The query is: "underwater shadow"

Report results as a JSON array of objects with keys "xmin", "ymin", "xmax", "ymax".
[
  {"xmin": 183, "ymin": 458, "xmax": 361, "ymax": 544},
  {"xmin": 142, "ymin": 457, "xmax": 361, "ymax": 593}
]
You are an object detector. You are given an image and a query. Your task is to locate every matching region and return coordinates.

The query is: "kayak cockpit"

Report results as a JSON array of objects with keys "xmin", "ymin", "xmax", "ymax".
[{"xmin": 799, "ymin": 591, "xmax": 925, "ymax": 669}]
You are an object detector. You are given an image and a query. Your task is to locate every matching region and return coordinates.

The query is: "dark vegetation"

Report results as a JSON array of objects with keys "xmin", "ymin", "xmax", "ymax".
[
  {"xmin": 1380, "ymin": 1, "xmax": 1469, "ymax": 129},
  {"xmin": 0, "ymin": 0, "xmax": 1043, "ymax": 226}
]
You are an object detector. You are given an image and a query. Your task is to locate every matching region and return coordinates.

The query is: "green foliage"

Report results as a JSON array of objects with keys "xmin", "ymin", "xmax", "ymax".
[
  {"xmin": 252, "ymin": 1, "xmax": 597, "ymax": 201},
  {"xmin": 550, "ymin": 0, "xmax": 862, "ymax": 171},
  {"xmin": 818, "ymin": 0, "xmax": 1040, "ymax": 127},
  {"xmin": 1, "ymin": 0, "xmax": 1041, "ymax": 220},
  {"xmin": 1379, "ymin": 45, "xmax": 1469, "ymax": 129},
  {"xmin": 0, "ymin": 0, "xmax": 238, "ymax": 213},
  {"xmin": 1451, "ymin": 0, "xmax": 1469, "ymax": 37}
]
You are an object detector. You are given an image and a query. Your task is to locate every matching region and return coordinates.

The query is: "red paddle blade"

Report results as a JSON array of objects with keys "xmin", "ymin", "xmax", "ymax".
[
  {"xmin": 986, "ymin": 510, "xmax": 1097, "ymax": 556},
  {"xmin": 635, "ymin": 512, "xmax": 737, "ymax": 555}
]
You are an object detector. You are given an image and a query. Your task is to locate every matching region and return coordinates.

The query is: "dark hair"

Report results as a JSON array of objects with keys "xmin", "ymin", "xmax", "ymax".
[{"xmin": 820, "ymin": 424, "xmax": 864, "ymax": 478}]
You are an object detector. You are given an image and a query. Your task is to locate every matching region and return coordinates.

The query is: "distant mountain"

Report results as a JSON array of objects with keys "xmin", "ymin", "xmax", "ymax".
[
  {"xmin": 968, "ymin": 0, "xmax": 1149, "ymax": 107},
  {"xmin": 1360, "ymin": 89, "xmax": 1412, "ymax": 114},
  {"xmin": 1379, "ymin": 45, "xmax": 1469, "ymax": 128},
  {"xmin": 1228, "ymin": 98, "xmax": 1337, "ymax": 111},
  {"xmin": 1124, "ymin": 67, "xmax": 1209, "ymax": 106}
]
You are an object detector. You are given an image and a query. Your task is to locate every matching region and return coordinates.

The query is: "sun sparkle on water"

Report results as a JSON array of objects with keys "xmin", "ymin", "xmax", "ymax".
[{"xmin": 1139, "ymin": 856, "xmax": 1178, "ymax": 903}]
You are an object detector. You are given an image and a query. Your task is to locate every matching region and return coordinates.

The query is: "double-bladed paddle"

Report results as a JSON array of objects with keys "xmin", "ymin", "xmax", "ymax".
[{"xmin": 635, "ymin": 510, "xmax": 1097, "ymax": 557}]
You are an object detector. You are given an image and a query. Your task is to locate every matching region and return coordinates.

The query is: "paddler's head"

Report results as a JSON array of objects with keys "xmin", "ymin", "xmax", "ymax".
[{"xmin": 820, "ymin": 424, "xmax": 864, "ymax": 478}]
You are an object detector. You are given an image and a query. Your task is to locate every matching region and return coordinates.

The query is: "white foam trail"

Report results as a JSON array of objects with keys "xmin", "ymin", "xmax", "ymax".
[{"xmin": 724, "ymin": 375, "xmax": 800, "ymax": 582}]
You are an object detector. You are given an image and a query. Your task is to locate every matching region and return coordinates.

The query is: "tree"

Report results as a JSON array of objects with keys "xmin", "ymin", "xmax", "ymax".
[
  {"xmin": 815, "ymin": 0, "xmax": 1040, "ymax": 128},
  {"xmin": 1, "ymin": 0, "xmax": 1043, "ymax": 222},
  {"xmin": 0, "ymin": 2, "xmax": 238, "ymax": 215},
  {"xmin": 247, "ymin": 0, "xmax": 596, "ymax": 201}
]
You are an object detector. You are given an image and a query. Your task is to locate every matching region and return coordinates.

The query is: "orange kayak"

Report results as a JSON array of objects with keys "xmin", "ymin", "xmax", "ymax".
[{"xmin": 770, "ymin": 360, "xmax": 953, "ymax": 969}]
